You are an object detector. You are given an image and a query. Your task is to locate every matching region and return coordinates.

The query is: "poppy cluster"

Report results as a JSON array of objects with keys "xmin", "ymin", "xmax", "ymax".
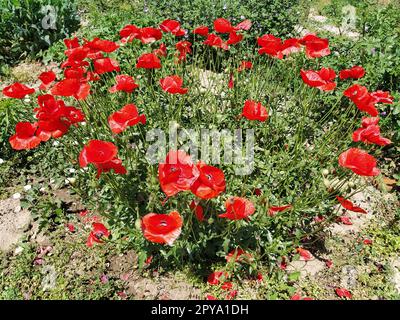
[
  {"xmin": 257, "ymin": 33, "xmax": 329, "ymax": 60},
  {"xmin": 3, "ymin": 16, "xmax": 396, "ymax": 297},
  {"xmin": 344, "ymin": 84, "xmax": 393, "ymax": 117}
]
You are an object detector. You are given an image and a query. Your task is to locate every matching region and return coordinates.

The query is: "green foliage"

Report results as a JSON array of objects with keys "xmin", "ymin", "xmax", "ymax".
[
  {"xmin": 0, "ymin": 0, "xmax": 80, "ymax": 69},
  {"xmin": 74, "ymin": 0, "xmax": 300, "ymax": 39}
]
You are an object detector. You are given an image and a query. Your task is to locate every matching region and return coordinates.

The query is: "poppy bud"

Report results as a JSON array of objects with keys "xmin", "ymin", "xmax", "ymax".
[{"xmin": 135, "ymin": 219, "xmax": 141, "ymax": 230}]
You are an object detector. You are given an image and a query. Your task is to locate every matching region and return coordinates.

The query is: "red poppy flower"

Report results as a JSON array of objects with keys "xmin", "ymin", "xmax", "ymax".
[
  {"xmin": 227, "ymin": 31, "xmax": 243, "ymax": 45},
  {"xmin": 64, "ymin": 37, "xmax": 80, "ymax": 49},
  {"xmin": 79, "ymin": 140, "xmax": 117, "ymax": 167},
  {"xmin": 38, "ymin": 71, "xmax": 56, "ymax": 90},
  {"xmin": 338, "ymin": 148, "xmax": 380, "ymax": 176},
  {"xmin": 141, "ymin": 211, "xmax": 183, "ymax": 245},
  {"xmin": 160, "ymin": 19, "xmax": 185, "ymax": 36},
  {"xmin": 296, "ymin": 247, "xmax": 312, "ymax": 261},
  {"xmin": 119, "ymin": 24, "xmax": 141, "ymax": 42},
  {"xmin": 268, "ymin": 204, "xmax": 293, "ymax": 217},
  {"xmin": 160, "ymin": 75, "xmax": 188, "ymax": 94},
  {"xmin": 207, "ymin": 271, "xmax": 229, "ymax": 285},
  {"xmin": 242, "ymin": 100, "xmax": 268, "ymax": 121},
  {"xmin": 193, "ymin": 26, "xmax": 209, "ymax": 36},
  {"xmin": 235, "ymin": 19, "xmax": 252, "ymax": 31},
  {"xmin": 34, "ymin": 94, "xmax": 84, "ymax": 140},
  {"xmin": 84, "ymin": 37, "xmax": 119, "ymax": 53},
  {"xmin": 36, "ymin": 118, "xmax": 70, "ymax": 141},
  {"xmin": 153, "ymin": 43, "xmax": 167, "ymax": 57},
  {"xmin": 314, "ymin": 215, "xmax": 324, "ymax": 223},
  {"xmin": 291, "ymin": 294, "xmax": 312, "ymax": 300},
  {"xmin": 79, "ymin": 140, "xmax": 126, "ymax": 178},
  {"xmin": 226, "ymin": 290, "xmax": 238, "ymax": 300},
  {"xmin": 108, "ymin": 103, "xmax": 146, "ymax": 134},
  {"xmin": 214, "ymin": 18, "xmax": 234, "ymax": 33},
  {"xmin": 190, "ymin": 200, "xmax": 204, "ymax": 222},
  {"xmin": 64, "ymin": 66, "xmax": 85, "ymax": 79},
  {"xmin": 219, "ymin": 197, "xmax": 255, "ymax": 220},
  {"xmin": 300, "ymin": 34, "xmax": 330, "ymax": 58},
  {"xmin": 221, "ymin": 282, "xmax": 233, "ymax": 291},
  {"xmin": 190, "ymin": 161, "xmax": 226, "ymax": 199},
  {"xmin": 204, "ymin": 34, "xmax": 229, "ymax": 50},
  {"xmin": 138, "ymin": 27, "xmax": 163, "ymax": 44},
  {"xmin": 280, "ymin": 257, "xmax": 288, "ymax": 270},
  {"xmin": 281, "ymin": 38, "xmax": 301, "ymax": 56},
  {"xmin": 237, "ymin": 61, "xmax": 253, "ymax": 72},
  {"xmin": 93, "ymin": 57, "xmax": 120, "ymax": 74},
  {"xmin": 339, "ymin": 66, "xmax": 365, "ymax": 80},
  {"xmin": 9, "ymin": 122, "xmax": 41, "ymax": 150},
  {"xmin": 300, "ymin": 68, "xmax": 336, "ymax": 91},
  {"xmin": 225, "ymin": 248, "xmax": 252, "ymax": 263},
  {"xmin": 206, "ymin": 295, "xmax": 218, "ymax": 300},
  {"xmin": 158, "ymin": 150, "xmax": 200, "ymax": 197},
  {"xmin": 2, "ymin": 82, "xmax": 35, "ymax": 99},
  {"xmin": 86, "ymin": 223, "xmax": 110, "ymax": 247},
  {"xmin": 257, "ymin": 34, "xmax": 283, "ymax": 59},
  {"xmin": 371, "ymin": 90, "xmax": 394, "ymax": 104},
  {"xmin": 335, "ymin": 288, "xmax": 352, "ymax": 299},
  {"xmin": 95, "ymin": 157, "xmax": 127, "ymax": 178},
  {"xmin": 343, "ymin": 84, "xmax": 379, "ymax": 116},
  {"xmin": 228, "ymin": 73, "xmax": 234, "ymax": 89},
  {"xmin": 326, "ymin": 260, "xmax": 333, "ymax": 268},
  {"xmin": 109, "ymin": 75, "xmax": 139, "ymax": 93},
  {"xmin": 66, "ymin": 223, "xmax": 75, "ymax": 233},
  {"xmin": 337, "ymin": 216, "xmax": 352, "ymax": 225},
  {"xmin": 175, "ymin": 40, "xmax": 192, "ymax": 61},
  {"xmin": 336, "ymin": 196, "xmax": 367, "ymax": 214},
  {"xmin": 363, "ymin": 239, "xmax": 373, "ymax": 245},
  {"xmin": 64, "ymin": 45, "xmax": 89, "ymax": 62},
  {"xmin": 50, "ymin": 78, "xmax": 90, "ymax": 100},
  {"xmin": 256, "ymin": 273, "xmax": 263, "ymax": 282},
  {"xmin": 136, "ymin": 52, "xmax": 161, "ymax": 69},
  {"xmin": 290, "ymin": 294, "xmax": 301, "ymax": 300},
  {"xmin": 352, "ymin": 117, "xmax": 391, "ymax": 146}
]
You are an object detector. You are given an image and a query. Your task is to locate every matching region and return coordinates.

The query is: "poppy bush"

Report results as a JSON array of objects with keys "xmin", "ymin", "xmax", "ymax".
[
  {"xmin": 3, "ymin": 17, "xmax": 396, "ymax": 282},
  {"xmin": 0, "ymin": 0, "xmax": 80, "ymax": 69}
]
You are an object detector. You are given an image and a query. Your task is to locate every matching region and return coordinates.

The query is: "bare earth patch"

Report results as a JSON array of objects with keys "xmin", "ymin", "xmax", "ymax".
[{"xmin": 0, "ymin": 197, "xmax": 31, "ymax": 252}]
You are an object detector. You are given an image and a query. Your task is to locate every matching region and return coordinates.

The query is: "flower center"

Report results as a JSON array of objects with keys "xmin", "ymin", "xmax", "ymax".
[
  {"xmin": 94, "ymin": 231, "xmax": 104, "ymax": 239},
  {"xmin": 159, "ymin": 220, "xmax": 168, "ymax": 227}
]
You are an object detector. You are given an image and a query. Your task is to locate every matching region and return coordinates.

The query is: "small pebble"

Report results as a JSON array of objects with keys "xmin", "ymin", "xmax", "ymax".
[
  {"xmin": 12, "ymin": 192, "xmax": 21, "ymax": 199},
  {"xmin": 14, "ymin": 246, "xmax": 24, "ymax": 255}
]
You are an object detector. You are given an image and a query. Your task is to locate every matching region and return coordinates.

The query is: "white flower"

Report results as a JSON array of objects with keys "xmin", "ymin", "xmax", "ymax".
[
  {"xmin": 23, "ymin": 185, "xmax": 32, "ymax": 191},
  {"xmin": 0, "ymin": 158, "xmax": 4, "ymax": 165},
  {"xmin": 52, "ymin": 141, "xmax": 60, "ymax": 147},
  {"xmin": 12, "ymin": 193, "xmax": 21, "ymax": 199},
  {"xmin": 68, "ymin": 168, "xmax": 76, "ymax": 173}
]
